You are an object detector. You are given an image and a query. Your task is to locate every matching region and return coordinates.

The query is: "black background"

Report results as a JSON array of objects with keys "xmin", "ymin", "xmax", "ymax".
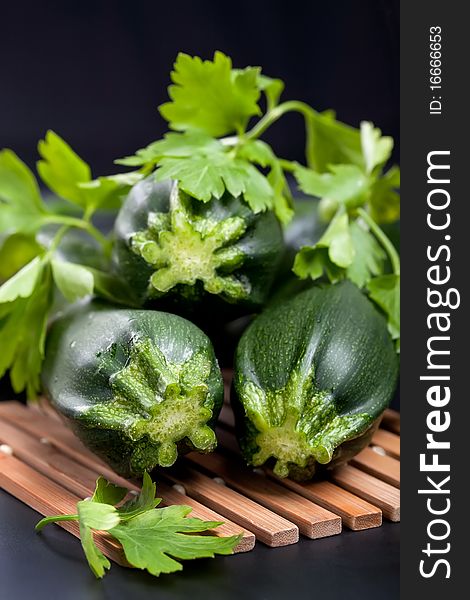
[{"xmin": 1, "ymin": 0, "xmax": 399, "ymax": 173}]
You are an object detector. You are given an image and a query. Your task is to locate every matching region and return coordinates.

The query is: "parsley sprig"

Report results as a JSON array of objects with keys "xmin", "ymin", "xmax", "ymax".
[{"xmin": 36, "ymin": 472, "xmax": 241, "ymax": 579}]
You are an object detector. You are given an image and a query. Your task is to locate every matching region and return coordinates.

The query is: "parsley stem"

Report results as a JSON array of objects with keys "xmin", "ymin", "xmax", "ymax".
[
  {"xmin": 44, "ymin": 215, "xmax": 112, "ymax": 256},
  {"xmin": 244, "ymin": 101, "xmax": 316, "ymax": 167},
  {"xmin": 35, "ymin": 514, "xmax": 79, "ymax": 532},
  {"xmin": 278, "ymin": 159, "xmax": 297, "ymax": 173},
  {"xmin": 357, "ymin": 208, "xmax": 400, "ymax": 276},
  {"xmin": 48, "ymin": 225, "xmax": 70, "ymax": 254}
]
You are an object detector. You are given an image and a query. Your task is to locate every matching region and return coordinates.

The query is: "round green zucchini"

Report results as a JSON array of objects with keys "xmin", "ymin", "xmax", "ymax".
[
  {"xmin": 233, "ymin": 281, "xmax": 399, "ymax": 481},
  {"xmin": 42, "ymin": 302, "xmax": 224, "ymax": 477},
  {"xmin": 113, "ymin": 177, "xmax": 284, "ymax": 308}
]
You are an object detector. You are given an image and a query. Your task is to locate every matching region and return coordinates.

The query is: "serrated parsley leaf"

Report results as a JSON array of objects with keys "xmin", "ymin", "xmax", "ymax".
[
  {"xmin": 51, "ymin": 259, "xmax": 94, "ymax": 302},
  {"xmin": 360, "ymin": 121, "xmax": 394, "ymax": 174},
  {"xmin": 0, "ymin": 256, "xmax": 43, "ymax": 302},
  {"xmin": 294, "ymin": 164, "xmax": 369, "ymax": 209},
  {"xmin": 369, "ymin": 166, "xmax": 400, "ymax": 224},
  {"xmin": 346, "ymin": 222, "xmax": 386, "ymax": 288},
  {"xmin": 267, "ymin": 161, "xmax": 294, "ymax": 225},
  {"xmin": 159, "ymin": 51, "xmax": 261, "ymax": 137},
  {"xmin": 293, "ymin": 210, "xmax": 355, "ymax": 282},
  {"xmin": 79, "ymin": 521, "xmax": 111, "ymax": 579},
  {"xmin": 76, "ymin": 497, "xmax": 120, "ymax": 579},
  {"xmin": 0, "ymin": 150, "xmax": 48, "ymax": 235},
  {"xmin": 37, "ymin": 131, "xmax": 130, "ymax": 214},
  {"xmin": 0, "ymin": 233, "xmax": 43, "ymax": 282},
  {"xmin": 78, "ymin": 173, "xmax": 140, "ymax": 213},
  {"xmin": 37, "ymin": 131, "xmax": 92, "ymax": 208},
  {"xmin": 77, "ymin": 500, "xmax": 121, "ymax": 531},
  {"xmin": 306, "ymin": 110, "xmax": 364, "ymax": 172},
  {"xmin": 110, "ymin": 505, "xmax": 237, "ymax": 577},
  {"xmin": 155, "ymin": 155, "xmax": 228, "ymax": 201},
  {"xmin": 91, "ymin": 477, "xmax": 128, "ymax": 505},
  {"xmin": 153, "ymin": 147, "xmax": 273, "ymax": 212},
  {"xmin": 118, "ymin": 472, "xmax": 161, "ymax": 518},
  {"xmin": 256, "ymin": 74, "xmax": 285, "ymax": 109},
  {"xmin": 237, "ymin": 139, "xmax": 275, "ymax": 168},
  {"xmin": 293, "ymin": 245, "xmax": 345, "ymax": 282},
  {"xmin": 35, "ymin": 473, "xmax": 240, "ymax": 579},
  {"xmin": 116, "ymin": 132, "xmax": 221, "ymax": 167},
  {"xmin": 367, "ymin": 273, "xmax": 400, "ymax": 347}
]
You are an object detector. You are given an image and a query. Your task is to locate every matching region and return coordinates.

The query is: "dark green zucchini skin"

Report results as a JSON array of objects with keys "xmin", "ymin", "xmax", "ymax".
[
  {"xmin": 233, "ymin": 281, "xmax": 398, "ymax": 481},
  {"xmin": 113, "ymin": 177, "xmax": 284, "ymax": 311},
  {"xmin": 39, "ymin": 227, "xmax": 109, "ymax": 271},
  {"xmin": 42, "ymin": 302, "xmax": 224, "ymax": 477}
]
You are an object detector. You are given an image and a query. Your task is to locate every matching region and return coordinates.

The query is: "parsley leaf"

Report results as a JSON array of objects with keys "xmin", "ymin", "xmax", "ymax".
[
  {"xmin": 267, "ymin": 161, "xmax": 294, "ymax": 225},
  {"xmin": 117, "ymin": 472, "xmax": 161, "ymax": 518},
  {"xmin": 118, "ymin": 133, "xmax": 288, "ymax": 219},
  {"xmin": 0, "ymin": 150, "xmax": 48, "ymax": 235},
  {"xmin": 0, "ymin": 233, "xmax": 42, "ymax": 282},
  {"xmin": 256, "ymin": 74, "xmax": 285, "ymax": 109},
  {"xmin": 77, "ymin": 500, "xmax": 121, "ymax": 531},
  {"xmin": 294, "ymin": 163, "xmax": 369, "ymax": 209},
  {"xmin": 367, "ymin": 273, "xmax": 400, "ymax": 349},
  {"xmin": 78, "ymin": 521, "xmax": 111, "ymax": 578},
  {"xmin": 37, "ymin": 131, "xmax": 133, "ymax": 215},
  {"xmin": 0, "ymin": 255, "xmax": 44, "ymax": 302},
  {"xmin": 360, "ymin": 121, "xmax": 394, "ymax": 174},
  {"xmin": 369, "ymin": 166, "xmax": 401, "ymax": 224},
  {"xmin": 347, "ymin": 222, "xmax": 386, "ymax": 288},
  {"xmin": 293, "ymin": 245, "xmax": 345, "ymax": 283},
  {"xmin": 110, "ymin": 506, "xmax": 234, "ymax": 577},
  {"xmin": 77, "ymin": 492, "xmax": 122, "ymax": 578},
  {"xmin": 36, "ymin": 473, "xmax": 241, "ymax": 579},
  {"xmin": 306, "ymin": 110, "xmax": 364, "ymax": 172},
  {"xmin": 293, "ymin": 213, "xmax": 386, "ymax": 288},
  {"xmin": 91, "ymin": 476, "xmax": 128, "ymax": 505},
  {"xmin": 51, "ymin": 259, "xmax": 94, "ymax": 302},
  {"xmin": 37, "ymin": 130, "xmax": 92, "ymax": 208},
  {"xmin": 293, "ymin": 210, "xmax": 355, "ymax": 281},
  {"xmin": 153, "ymin": 150, "xmax": 267, "ymax": 206},
  {"xmin": 116, "ymin": 132, "xmax": 221, "ymax": 167},
  {"xmin": 159, "ymin": 51, "xmax": 261, "ymax": 136}
]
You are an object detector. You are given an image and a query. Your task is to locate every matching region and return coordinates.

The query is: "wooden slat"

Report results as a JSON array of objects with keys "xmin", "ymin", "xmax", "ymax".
[
  {"xmin": 351, "ymin": 447, "xmax": 400, "ymax": 488},
  {"xmin": 330, "ymin": 465, "xmax": 400, "ymax": 522},
  {"xmin": 268, "ymin": 473, "xmax": 382, "ymax": 530},
  {"xmin": 0, "ymin": 419, "xmax": 98, "ymax": 498},
  {"xmin": 186, "ymin": 452, "xmax": 341, "ymax": 539},
  {"xmin": 382, "ymin": 408, "xmax": 400, "ymax": 434},
  {"xmin": 155, "ymin": 484, "xmax": 255, "ymax": 552},
  {"xmin": 372, "ymin": 429, "xmax": 400, "ymax": 459},
  {"xmin": 163, "ymin": 465, "xmax": 299, "ymax": 547},
  {"xmin": 0, "ymin": 452, "xmax": 128, "ymax": 566},
  {"xmin": 0, "ymin": 402, "xmax": 254, "ymax": 553},
  {"xmin": 0, "ymin": 401, "xmax": 105, "ymax": 468},
  {"xmin": 28, "ymin": 397, "xmax": 63, "ymax": 422}
]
